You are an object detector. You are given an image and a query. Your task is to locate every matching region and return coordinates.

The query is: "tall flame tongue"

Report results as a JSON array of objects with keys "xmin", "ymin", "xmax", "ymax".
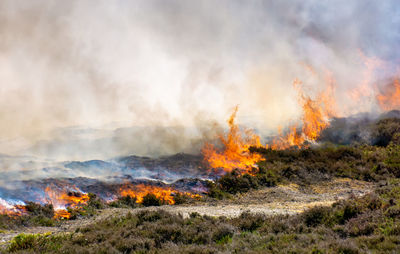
[
  {"xmin": 119, "ymin": 184, "xmax": 199, "ymax": 205},
  {"xmin": 202, "ymin": 106, "xmax": 263, "ymax": 174},
  {"xmin": 271, "ymin": 76, "xmax": 336, "ymax": 149},
  {"xmin": 376, "ymin": 79, "xmax": 400, "ymax": 111},
  {"xmin": 45, "ymin": 186, "xmax": 89, "ymax": 219}
]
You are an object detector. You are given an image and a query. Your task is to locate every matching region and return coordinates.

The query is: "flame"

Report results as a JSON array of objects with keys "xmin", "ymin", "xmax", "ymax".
[
  {"xmin": 44, "ymin": 186, "xmax": 89, "ymax": 219},
  {"xmin": 202, "ymin": 106, "xmax": 263, "ymax": 173},
  {"xmin": 53, "ymin": 209, "xmax": 72, "ymax": 219},
  {"xmin": 270, "ymin": 75, "xmax": 337, "ymax": 149},
  {"xmin": 376, "ymin": 79, "xmax": 400, "ymax": 111},
  {"xmin": 119, "ymin": 184, "xmax": 200, "ymax": 205},
  {"xmin": 0, "ymin": 198, "xmax": 26, "ymax": 217}
]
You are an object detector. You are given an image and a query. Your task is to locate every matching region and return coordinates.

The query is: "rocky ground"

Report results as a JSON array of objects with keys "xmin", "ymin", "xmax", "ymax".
[{"xmin": 0, "ymin": 177, "xmax": 374, "ymax": 248}]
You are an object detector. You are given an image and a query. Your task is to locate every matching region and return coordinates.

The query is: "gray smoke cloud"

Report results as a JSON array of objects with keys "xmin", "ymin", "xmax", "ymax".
[{"xmin": 0, "ymin": 0, "xmax": 399, "ymax": 160}]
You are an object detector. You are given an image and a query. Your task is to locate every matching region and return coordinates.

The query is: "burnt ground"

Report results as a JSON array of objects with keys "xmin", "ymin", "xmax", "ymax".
[{"xmin": 0, "ymin": 177, "xmax": 374, "ymax": 248}]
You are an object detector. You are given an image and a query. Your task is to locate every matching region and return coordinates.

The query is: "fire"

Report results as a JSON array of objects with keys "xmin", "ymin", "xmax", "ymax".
[
  {"xmin": 0, "ymin": 198, "xmax": 26, "ymax": 217},
  {"xmin": 0, "ymin": 187, "xmax": 90, "ymax": 219},
  {"xmin": 44, "ymin": 186, "xmax": 90, "ymax": 219},
  {"xmin": 270, "ymin": 76, "xmax": 337, "ymax": 149},
  {"xmin": 119, "ymin": 184, "xmax": 200, "ymax": 205},
  {"xmin": 376, "ymin": 79, "xmax": 400, "ymax": 111},
  {"xmin": 202, "ymin": 106, "xmax": 263, "ymax": 173},
  {"xmin": 53, "ymin": 209, "xmax": 72, "ymax": 219}
]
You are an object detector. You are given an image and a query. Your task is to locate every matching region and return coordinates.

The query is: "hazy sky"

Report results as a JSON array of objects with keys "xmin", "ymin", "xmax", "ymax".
[{"xmin": 0, "ymin": 0, "xmax": 399, "ymax": 159}]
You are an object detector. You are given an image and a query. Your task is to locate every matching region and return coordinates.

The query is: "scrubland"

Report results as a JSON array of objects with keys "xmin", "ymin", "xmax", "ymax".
[{"xmin": 2, "ymin": 118, "xmax": 400, "ymax": 253}]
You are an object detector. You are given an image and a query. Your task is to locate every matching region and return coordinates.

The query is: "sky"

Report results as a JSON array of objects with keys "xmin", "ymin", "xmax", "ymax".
[{"xmin": 0, "ymin": 0, "xmax": 399, "ymax": 160}]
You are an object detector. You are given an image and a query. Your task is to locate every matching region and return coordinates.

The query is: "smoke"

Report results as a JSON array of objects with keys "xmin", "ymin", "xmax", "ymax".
[{"xmin": 0, "ymin": 0, "xmax": 399, "ymax": 160}]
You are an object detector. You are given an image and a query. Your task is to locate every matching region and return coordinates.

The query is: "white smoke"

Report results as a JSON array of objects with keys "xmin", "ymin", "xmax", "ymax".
[{"xmin": 0, "ymin": 0, "xmax": 398, "ymax": 160}]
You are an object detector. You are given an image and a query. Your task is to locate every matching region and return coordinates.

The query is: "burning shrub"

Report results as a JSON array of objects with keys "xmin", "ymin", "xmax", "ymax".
[{"xmin": 118, "ymin": 183, "xmax": 200, "ymax": 206}]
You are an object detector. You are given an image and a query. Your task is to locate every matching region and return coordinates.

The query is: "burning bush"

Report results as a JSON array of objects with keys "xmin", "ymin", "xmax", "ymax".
[
  {"xmin": 118, "ymin": 183, "xmax": 201, "ymax": 206},
  {"xmin": 0, "ymin": 202, "xmax": 58, "ymax": 229},
  {"xmin": 202, "ymin": 106, "xmax": 263, "ymax": 174}
]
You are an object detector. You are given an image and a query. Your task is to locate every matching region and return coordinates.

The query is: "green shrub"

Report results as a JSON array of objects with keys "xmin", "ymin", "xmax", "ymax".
[
  {"xmin": 212, "ymin": 224, "xmax": 235, "ymax": 244},
  {"xmin": 24, "ymin": 202, "xmax": 54, "ymax": 218},
  {"xmin": 142, "ymin": 193, "xmax": 163, "ymax": 207},
  {"xmin": 233, "ymin": 212, "xmax": 265, "ymax": 232},
  {"xmin": 303, "ymin": 206, "xmax": 330, "ymax": 227},
  {"xmin": 372, "ymin": 118, "xmax": 400, "ymax": 147},
  {"xmin": 173, "ymin": 193, "xmax": 192, "ymax": 205},
  {"xmin": 109, "ymin": 195, "xmax": 138, "ymax": 208},
  {"xmin": 8, "ymin": 233, "xmax": 41, "ymax": 252},
  {"xmin": 87, "ymin": 193, "xmax": 104, "ymax": 209}
]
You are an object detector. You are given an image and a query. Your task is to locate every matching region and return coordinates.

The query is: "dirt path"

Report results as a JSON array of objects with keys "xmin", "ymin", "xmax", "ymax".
[{"xmin": 0, "ymin": 178, "xmax": 374, "ymax": 247}]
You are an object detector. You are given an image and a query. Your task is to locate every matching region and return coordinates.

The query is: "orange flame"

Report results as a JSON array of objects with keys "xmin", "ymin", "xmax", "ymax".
[
  {"xmin": 270, "ymin": 75, "xmax": 337, "ymax": 149},
  {"xmin": 202, "ymin": 106, "xmax": 263, "ymax": 173},
  {"xmin": 376, "ymin": 79, "xmax": 400, "ymax": 111},
  {"xmin": 119, "ymin": 184, "xmax": 200, "ymax": 205},
  {"xmin": 0, "ymin": 199, "xmax": 27, "ymax": 217},
  {"xmin": 45, "ymin": 186, "xmax": 89, "ymax": 219}
]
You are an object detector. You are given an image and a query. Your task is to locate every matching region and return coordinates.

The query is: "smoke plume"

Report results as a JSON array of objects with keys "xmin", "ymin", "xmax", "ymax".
[{"xmin": 0, "ymin": 0, "xmax": 399, "ymax": 160}]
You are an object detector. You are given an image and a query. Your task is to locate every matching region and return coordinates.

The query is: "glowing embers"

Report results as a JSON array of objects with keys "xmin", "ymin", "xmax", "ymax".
[
  {"xmin": 44, "ymin": 186, "xmax": 89, "ymax": 219},
  {"xmin": 202, "ymin": 106, "xmax": 263, "ymax": 174},
  {"xmin": 376, "ymin": 79, "xmax": 400, "ymax": 111},
  {"xmin": 119, "ymin": 183, "xmax": 200, "ymax": 205}
]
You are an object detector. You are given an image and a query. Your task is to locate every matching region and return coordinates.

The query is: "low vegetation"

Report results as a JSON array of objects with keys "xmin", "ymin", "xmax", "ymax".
[
  {"xmin": 0, "ymin": 194, "xmax": 104, "ymax": 229},
  {"xmin": 5, "ymin": 179, "xmax": 400, "ymax": 253},
  {"xmin": 0, "ymin": 191, "xmax": 198, "ymax": 230},
  {"xmin": 207, "ymin": 142, "xmax": 400, "ymax": 198},
  {"xmin": 4, "ymin": 116, "xmax": 400, "ymax": 253},
  {"xmin": 0, "ymin": 203, "xmax": 56, "ymax": 229}
]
